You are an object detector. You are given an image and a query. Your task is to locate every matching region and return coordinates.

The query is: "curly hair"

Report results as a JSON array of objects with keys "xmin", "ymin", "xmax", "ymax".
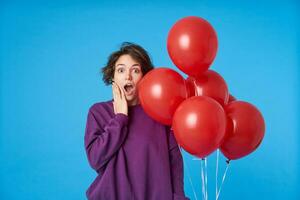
[{"xmin": 101, "ymin": 42, "xmax": 154, "ymax": 85}]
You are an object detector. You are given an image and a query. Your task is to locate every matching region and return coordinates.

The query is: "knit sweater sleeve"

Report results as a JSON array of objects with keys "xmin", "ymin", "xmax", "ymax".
[
  {"xmin": 168, "ymin": 128, "xmax": 190, "ymax": 200},
  {"xmin": 84, "ymin": 104, "xmax": 129, "ymax": 171}
]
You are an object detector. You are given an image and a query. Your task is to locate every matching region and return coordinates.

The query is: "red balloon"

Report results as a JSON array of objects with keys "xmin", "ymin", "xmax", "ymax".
[
  {"xmin": 228, "ymin": 94, "xmax": 236, "ymax": 103},
  {"xmin": 186, "ymin": 70, "xmax": 229, "ymax": 106},
  {"xmin": 220, "ymin": 101, "xmax": 265, "ymax": 160},
  {"xmin": 138, "ymin": 68, "xmax": 187, "ymax": 125},
  {"xmin": 172, "ymin": 96, "xmax": 226, "ymax": 158},
  {"xmin": 167, "ymin": 16, "xmax": 218, "ymax": 77}
]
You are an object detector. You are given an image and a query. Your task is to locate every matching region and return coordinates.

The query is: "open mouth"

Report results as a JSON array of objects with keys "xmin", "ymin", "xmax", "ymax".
[{"xmin": 124, "ymin": 83, "xmax": 135, "ymax": 94}]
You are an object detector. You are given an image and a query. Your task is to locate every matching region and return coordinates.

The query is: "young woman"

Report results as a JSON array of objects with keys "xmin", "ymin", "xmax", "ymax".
[{"xmin": 84, "ymin": 42, "xmax": 189, "ymax": 200}]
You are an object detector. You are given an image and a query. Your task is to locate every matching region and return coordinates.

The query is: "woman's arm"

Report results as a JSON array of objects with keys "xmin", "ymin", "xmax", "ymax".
[
  {"xmin": 84, "ymin": 107, "xmax": 128, "ymax": 171},
  {"xmin": 169, "ymin": 128, "xmax": 190, "ymax": 199},
  {"xmin": 85, "ymin": 81, "xmax": 129, "ymax": 171},
  {"xmin": 169, "ymin": 131, "xmax": 185, "ymax": 195}
]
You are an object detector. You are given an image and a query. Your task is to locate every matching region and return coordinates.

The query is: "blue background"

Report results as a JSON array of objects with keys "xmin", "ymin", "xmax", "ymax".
[{"xmin": 0, "ymin": 0, "xmax": 299, "ymax": 199}]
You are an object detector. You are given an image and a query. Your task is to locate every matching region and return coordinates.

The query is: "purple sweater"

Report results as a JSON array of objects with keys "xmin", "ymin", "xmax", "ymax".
[{"xmin": 84, "ymin": 100, "xmax": 189, "ymax": 200}]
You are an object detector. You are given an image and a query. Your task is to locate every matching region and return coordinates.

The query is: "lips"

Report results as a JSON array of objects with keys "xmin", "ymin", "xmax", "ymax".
[{"xmin": 123, "ymin": 83, "xmax": 135, "ymax": 95}]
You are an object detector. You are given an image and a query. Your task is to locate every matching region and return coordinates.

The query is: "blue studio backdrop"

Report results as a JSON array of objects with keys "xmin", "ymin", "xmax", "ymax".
[{"xmin": 0, "ymin": 1, "xmax": 299, "ymax": 199}]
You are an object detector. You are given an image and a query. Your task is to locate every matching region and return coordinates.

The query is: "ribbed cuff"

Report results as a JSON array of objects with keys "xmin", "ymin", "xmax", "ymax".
[{"xmin": 115, "ymin": 113, "xmax": 129, "ymax": 126}]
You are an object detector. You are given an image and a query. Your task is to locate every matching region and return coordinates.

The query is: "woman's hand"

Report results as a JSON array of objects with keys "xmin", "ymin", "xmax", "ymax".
[{"xmin": 112, "ymin": 82, "xmax": 128, "ymax": 116}]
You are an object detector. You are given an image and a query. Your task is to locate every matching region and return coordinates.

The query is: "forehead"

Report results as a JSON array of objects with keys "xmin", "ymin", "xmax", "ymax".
[{"xmin": 115, "ymin": 54, "xmax": 141, "ymax": 67}]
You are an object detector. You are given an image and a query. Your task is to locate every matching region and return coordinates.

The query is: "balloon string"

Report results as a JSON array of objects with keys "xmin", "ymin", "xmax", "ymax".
[
  {"xmin": 216, "ymin": 160, "xmax": 230, "ymax": 200},
  {"xmin": 193, "ymin": 78, "xmax": 198, "ymax": 96},
  {"xmin": 178, "ymin": 145, "xmax": 198, "ymax": 200},
  {"xmin": 215, "ymin": 150, "xmax": 220, "ymax": 200},
  {"xmin": 201, "ymin": 159, "xmax": 206, "ymax": 200},
  {"xmin": 204, "ymin": 158, "xmax": 208, "ymax": 200}
]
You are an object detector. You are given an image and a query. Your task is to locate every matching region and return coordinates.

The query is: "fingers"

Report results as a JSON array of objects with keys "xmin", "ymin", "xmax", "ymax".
[
  {"xmin": 112, "ymin": 84, "xmax": 117, "ymax": 101},
  {"xmin": 113, "ymin": 82, "xmax": 125, "ymax": 100},
  {"xmin": 112, "ymin": 82, "xmax": 121, "ymax": 100},
  {"xmin": 113, "ymin": 101, "xmax": 116, "ymax": 114},
  {"xmin": 112, "ymin": 82, "xmax": 128, "ymax": 115},
  {"xmin": 119, "ymin": 84, "xmax": 126, "ymax": 100},
  {"xmin": 112, "ymin": 83, "xmax": 119, "ymax": 114}
]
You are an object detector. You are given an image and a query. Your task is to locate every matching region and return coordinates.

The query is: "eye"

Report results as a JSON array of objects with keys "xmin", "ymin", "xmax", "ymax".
[
  {"xmin": 133, "ymin": 68, "xmax": 141, "ymax": 73},
  {"xmin": 117, "ymin": 68, "xmax": 124, "ymax": 73}
]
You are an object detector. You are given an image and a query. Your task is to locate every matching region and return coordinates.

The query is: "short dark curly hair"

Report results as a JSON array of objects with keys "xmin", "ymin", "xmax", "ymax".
[{"xmin": 101, "ymin": 42, "xmax": 154, "ymax": 85}]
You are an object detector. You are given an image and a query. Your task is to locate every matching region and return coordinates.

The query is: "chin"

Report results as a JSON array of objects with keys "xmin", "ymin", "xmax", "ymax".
[
  {"xmin": 126, "ymin": 96, "xmax": 138, "ymax": 104},
  {"xmin": 125, "ymin": 96, "xmax": 135, "ymax": 101}
]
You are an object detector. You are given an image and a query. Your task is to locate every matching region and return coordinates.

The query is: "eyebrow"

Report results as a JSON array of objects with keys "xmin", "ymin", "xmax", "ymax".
[{"xmin": 115, "ymin": 64, "xmax": 141, "ymax": 68}]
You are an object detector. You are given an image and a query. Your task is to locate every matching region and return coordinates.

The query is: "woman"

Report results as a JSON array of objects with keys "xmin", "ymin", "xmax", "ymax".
[{"xmin": 84, "ymin": 42, "xmax": 189, "ymax": 200}]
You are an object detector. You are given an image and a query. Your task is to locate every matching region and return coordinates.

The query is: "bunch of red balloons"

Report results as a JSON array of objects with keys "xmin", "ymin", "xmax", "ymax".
[{"xmin": 139, "ymin": 16, "xmax": 265, "ymax": 161}]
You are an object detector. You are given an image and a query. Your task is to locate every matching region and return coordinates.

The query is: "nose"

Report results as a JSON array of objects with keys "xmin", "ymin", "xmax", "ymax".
[{"xmin": 125, "ymin": 70, "xmax": 132, "ymax": 80}]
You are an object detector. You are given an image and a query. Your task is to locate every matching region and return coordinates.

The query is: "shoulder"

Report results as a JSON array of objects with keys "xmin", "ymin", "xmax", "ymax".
[
  {"xmin": 88, "ymin": 100, "xmax": 114, "ymax": 121},
  {"xmin": 89, "ymin": 100, "xmax": 113, "ymax": 113}
]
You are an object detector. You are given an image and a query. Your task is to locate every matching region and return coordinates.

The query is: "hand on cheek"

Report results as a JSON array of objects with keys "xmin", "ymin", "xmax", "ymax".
[{"xmin": 112, "ymin": 82, "xmax": 128, "ymax": 116}]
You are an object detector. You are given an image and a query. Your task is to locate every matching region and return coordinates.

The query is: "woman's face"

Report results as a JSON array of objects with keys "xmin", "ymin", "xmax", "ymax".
[{"xmin": 113, "ymin": 54, "xmax": 143, "ymax": 106}]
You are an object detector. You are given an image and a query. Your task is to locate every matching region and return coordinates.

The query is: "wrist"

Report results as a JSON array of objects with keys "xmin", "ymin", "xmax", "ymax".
[
  {"xmin": 116, "ymin": 110, "xmax": 127, "ymax": 116},
  {"xmin": 121, "ymin": 111, "xmax": 128, "ymax": 116}
]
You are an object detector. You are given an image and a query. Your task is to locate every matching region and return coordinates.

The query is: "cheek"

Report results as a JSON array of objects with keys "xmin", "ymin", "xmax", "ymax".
[
  {"xmin": 113, "ymin": 75, "xmax": 123, "ymax": 86},
  {"xmin": 113, "ymin": 72, "xmax": 123, "ymax": 81},
  {"xmin": 133, "ymin": 74, "xmax": 143, "ymax": 84}
]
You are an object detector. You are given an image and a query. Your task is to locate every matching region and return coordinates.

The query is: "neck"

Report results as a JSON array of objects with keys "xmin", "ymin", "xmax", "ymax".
[{"xmin": 127, "ymin": 98, "xmax": 140, "ymax": 106}]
